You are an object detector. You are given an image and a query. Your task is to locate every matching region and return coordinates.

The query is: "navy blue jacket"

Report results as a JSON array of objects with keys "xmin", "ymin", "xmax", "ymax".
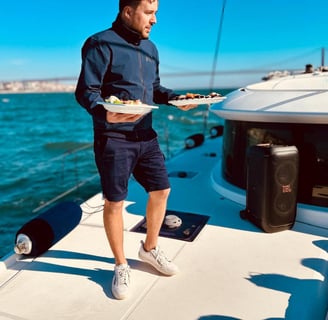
[{"xmin": 75, "ymin": 17, "xmax": 177, "ymax": 134}]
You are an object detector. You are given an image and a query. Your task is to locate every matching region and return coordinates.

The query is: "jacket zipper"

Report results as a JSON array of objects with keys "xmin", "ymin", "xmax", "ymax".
[{"xmin": 137, "ymin": 48, "xmax": 146, "ymax": 103}]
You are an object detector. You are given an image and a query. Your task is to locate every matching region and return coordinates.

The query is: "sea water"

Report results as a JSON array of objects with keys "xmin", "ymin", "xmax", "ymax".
[{"xmin": 0, "ymin": 89, "xmax": 233, "ymax": 258}]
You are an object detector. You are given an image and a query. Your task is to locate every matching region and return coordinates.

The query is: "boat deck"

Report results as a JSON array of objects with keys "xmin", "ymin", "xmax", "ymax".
[{"xmin": 1, "ymin": 137, "xmax": 328, "ymax": 320}]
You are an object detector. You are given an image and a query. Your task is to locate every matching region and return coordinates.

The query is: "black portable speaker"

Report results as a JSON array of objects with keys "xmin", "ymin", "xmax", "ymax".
[{"xmin": 240, "ymin": 144, "xmax": 299, "ymax": 233}]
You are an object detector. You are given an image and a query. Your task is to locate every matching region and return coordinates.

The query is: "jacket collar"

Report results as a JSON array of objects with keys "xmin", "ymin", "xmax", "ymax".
[{"xmin": 112, "ymin": 15, "xmax": 142, "ymax": 46}]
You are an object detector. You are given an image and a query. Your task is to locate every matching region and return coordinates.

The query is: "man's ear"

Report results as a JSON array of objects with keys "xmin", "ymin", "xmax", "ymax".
[{"xmin": 122, "ymin": 6, "xmax": 133, "ymax": 20}]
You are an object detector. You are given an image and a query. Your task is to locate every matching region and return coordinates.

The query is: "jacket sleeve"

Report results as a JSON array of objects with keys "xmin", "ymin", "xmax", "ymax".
[
  {"xmin": 153, "ymin": 79, "xmax": 179, "ymax": 105},
  {"xmin": 75, "ymin": 37, "xmax": 111, "ymax": 120}
]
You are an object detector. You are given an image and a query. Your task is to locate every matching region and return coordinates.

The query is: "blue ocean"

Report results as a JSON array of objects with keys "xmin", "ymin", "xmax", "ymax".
[{"xmin": 0, "ymin": 89, "xmax": 233, "ymax": 258}]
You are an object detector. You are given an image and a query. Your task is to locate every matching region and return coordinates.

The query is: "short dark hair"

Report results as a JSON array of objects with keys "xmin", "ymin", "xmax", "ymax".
[{"xmin": 119, "ymin": 0, "xmax": 141, "ymax": 12}]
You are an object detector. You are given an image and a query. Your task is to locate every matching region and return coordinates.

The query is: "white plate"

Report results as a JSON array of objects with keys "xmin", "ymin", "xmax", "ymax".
[
  {"xmin": 100, "ymin": 102, "xmax": 158, "ymax": 115},
  {"xmin": 168, "ymin": 96, "xmax": 226, "ymax": 107}
]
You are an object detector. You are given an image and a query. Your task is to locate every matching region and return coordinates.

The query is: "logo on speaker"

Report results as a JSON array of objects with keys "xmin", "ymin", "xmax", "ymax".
[{"xmin": 282, "ymin": 184, "xmax": 292, "ymax": 193}]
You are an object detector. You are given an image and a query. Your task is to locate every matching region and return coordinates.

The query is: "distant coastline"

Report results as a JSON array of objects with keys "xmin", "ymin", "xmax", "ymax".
[{"xmin": 0, "ymin": 80, "xmax": 76, "ymax": 94}]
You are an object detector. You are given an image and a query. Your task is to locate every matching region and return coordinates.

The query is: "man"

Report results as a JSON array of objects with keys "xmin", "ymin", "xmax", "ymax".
[{"xmin": 75, "ymin": 0, "xmax": 197, "ymax": 300}]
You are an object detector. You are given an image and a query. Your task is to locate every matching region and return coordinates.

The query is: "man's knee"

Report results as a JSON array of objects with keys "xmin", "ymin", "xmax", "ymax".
[
  {"xmin": 149, "ymin": 188, "xmax": 171, "ymax": 200},
  {"xmin": 104, "ymin": 199, "xmax": 124, "ymax": 215}
]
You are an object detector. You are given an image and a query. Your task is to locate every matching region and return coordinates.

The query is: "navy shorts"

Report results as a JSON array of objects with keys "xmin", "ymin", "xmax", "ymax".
[{"xmin": 94, "ymin": 135, "xmax": 170, "ymax": 201}]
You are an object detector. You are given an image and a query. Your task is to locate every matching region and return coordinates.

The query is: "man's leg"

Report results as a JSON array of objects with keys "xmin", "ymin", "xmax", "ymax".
[
  {"xmin": 103, "ymin": 199, "xmax": 127, "ymax": 265},
  {"xmin": 138, "ymin": 187, "xmax": 179, "ymax": 275},
  {"xmin": 143, "ymin": 188, "xmax": 170, "ymax": 251},
  {"xmin": 94, "ymin": 136, "xmax": 134, "ymax": 299},
  {"xmin": 104, "ymin": 199, "xmax": 131, "ymax": 300}
]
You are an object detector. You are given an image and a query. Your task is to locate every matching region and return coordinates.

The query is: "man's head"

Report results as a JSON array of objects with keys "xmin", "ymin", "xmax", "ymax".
[{"xmin": 119, "ymin": 0, "xmax": 158, "ymax": 39}]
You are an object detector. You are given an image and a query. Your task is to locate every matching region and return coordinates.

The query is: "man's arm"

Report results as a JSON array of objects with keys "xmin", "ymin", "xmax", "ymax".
[{"xmin": 75, "ymin": 37, "xmax": 110, "ymax": 120}]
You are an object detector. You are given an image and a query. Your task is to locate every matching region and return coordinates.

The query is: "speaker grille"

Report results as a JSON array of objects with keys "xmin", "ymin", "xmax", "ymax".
[
  {"xmin": 276, "ymin": 162, "xmax": 297, "ymax": 185},
  {"xmin": 273, "ymin": 160, "xmax": 298, "ymax": 218}
]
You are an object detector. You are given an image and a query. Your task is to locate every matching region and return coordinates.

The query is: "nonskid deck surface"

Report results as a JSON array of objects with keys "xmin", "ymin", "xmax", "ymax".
[{"xmin": 1, "ymin": 138, "xmax": 328, "ymax": 320}]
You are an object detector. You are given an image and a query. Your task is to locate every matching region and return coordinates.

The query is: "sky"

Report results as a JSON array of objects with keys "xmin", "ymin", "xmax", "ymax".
[{"xmin": 1, "ymin": 0, "xmax": 328, "ymax": 89}]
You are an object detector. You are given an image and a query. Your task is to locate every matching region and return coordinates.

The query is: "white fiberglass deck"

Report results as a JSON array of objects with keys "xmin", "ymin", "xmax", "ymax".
[{"xmin": 1, "ymin": 137, "xmax": 328, "ymax": 320}]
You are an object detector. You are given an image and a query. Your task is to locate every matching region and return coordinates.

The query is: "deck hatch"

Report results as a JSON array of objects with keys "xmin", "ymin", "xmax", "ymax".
[{"xmin": 131, "ymin": 210, "xmax": 209, "ymax": 242}]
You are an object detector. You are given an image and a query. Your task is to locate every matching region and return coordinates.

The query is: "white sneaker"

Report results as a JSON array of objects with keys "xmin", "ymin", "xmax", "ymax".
[
  {"xmin": 112, "ymin": 264, "xmax": 130, "ymax": 300},
  {"xmin": 138, "ymin": 241, "xmax": 179, "ymax": 276}
]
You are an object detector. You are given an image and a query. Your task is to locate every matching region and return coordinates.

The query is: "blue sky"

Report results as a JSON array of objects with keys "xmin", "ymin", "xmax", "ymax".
[{"xmin": 1, "ymin": 0, "xmax": 327, "ymax": 88}]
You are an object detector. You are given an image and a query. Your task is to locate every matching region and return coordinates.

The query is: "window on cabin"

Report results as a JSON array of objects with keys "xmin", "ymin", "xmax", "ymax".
[{"xmin": 222, "ymin": 120, "xmax": 328, "ymax": 207}]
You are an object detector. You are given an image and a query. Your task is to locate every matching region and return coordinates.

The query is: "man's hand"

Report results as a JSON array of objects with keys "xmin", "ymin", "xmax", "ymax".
[
  {"xmin": 106, "ymin": 111, "xmax": 143, "ymax": 123},
  {"xmin": 176, "ymin": 104, "xmax": 198, "ymax": 111}
]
